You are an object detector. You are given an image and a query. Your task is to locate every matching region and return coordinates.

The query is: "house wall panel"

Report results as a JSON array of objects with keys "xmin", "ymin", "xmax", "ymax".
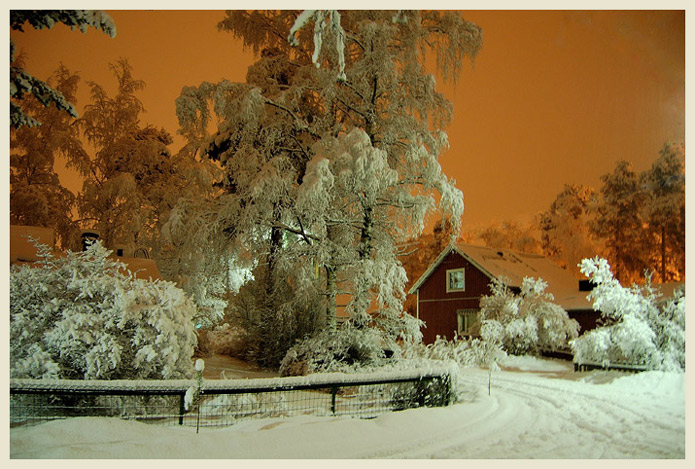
[
  {"xmin": 568, "ymin": 309, "xmax": 602, "ymax": 334},
  {"xmin": 419, "ymin": 298, "xmax": 482, "ymax": 343},
  {"xmin": 417, "ymin": 251, "xmax": 494, "ymax": 344}
]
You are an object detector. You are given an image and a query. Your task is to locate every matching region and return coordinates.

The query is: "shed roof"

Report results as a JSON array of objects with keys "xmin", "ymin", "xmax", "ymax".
[
  {"xmin": 10, "ymin": 225, "xmax": 56, "ymax": 263},
  {"xmin": 408, "ymin": 242, "xmax": 593, "ymax": 311},
  {"xmin": 10, "ymin": 225, "xmax": 161, "ymax": 281},
  {"xmin": 119, "ymin": 257, "xmax": 162, "ymax": 281}
]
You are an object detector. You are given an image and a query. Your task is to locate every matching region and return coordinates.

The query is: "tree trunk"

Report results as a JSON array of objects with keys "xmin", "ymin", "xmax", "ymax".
[
  {"xmin": 325, "ymin": 265, "xmax": 337, "ymax": 331},
  {"xmin": 258, "ymin": 206, "xmax": 284, "ymax": 368},
  {"xmin": 359, "ymin": 204, "xmax": 373, "ymax": 259},
  {"xmin": 661, "ymin": 224, "xmax": 667, "ymax": 282},
  {"xmin": 352, "ymin": 203, "xmax": 374, "ymax": 325}
]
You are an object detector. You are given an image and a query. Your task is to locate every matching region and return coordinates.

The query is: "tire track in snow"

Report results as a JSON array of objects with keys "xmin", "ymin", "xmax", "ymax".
[
  {"xmin": 475, "ymin": 372, "xmax": 684, "ymax": 458},
  {"xmin": 364, "ymin": 369, "xmax": 683, "ymax": 458}
]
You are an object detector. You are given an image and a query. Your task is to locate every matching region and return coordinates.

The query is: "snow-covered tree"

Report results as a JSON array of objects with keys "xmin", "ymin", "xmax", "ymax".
[
  {"xmin": 10, "ymin": 241, "xmax": 198, "ymax": 380},
  {"xmin": 10, "ymin": 63, "xmax": 88, "ymax": 249},
  {"xmin": 10, "ymin": 10, "xmax": 116, "ymax": 128},
  {"xmin": 640, "ymin": 143, "xmax": 685, "ymax": 282},
  {"xmin": 478, "ymin": 277, "xmax": 579, "ymax": 355},
  {"xmin": 76, "ymin": 60, "xmax": 196, "ymax": 256},
  {"xmin": 173, "ymin": 10, "xmax": 482, "ymax": 368},
  {"xmin": 570, "ymin": 257, "xmax": 685, "ymax": 371},
  {"xmin": 540, "ymin": 184, "xmax": 603, "ymax": 277}
]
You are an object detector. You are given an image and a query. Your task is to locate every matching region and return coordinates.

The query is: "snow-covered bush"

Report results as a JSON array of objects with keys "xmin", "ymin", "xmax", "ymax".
[
  {"xmin": 10, "ymin": 241, "xmax": 198, "ymax": 380},
  {"xmin": 279, "ymin": 326, "xmax": 389, "ymax": 376},
  {"xmin": 401, "ymin": 326, "xmax": 507, "ymax": 371},
  {"xmin": 198, "ymin": 323, "xmax": 250, "ymax": 358},
  {"xmin": 404, "ymin": 336, "xmax": 474, "ymax": 364},
  {"xmin": 229, "ymin": 263, "xmax": 327, "ymax": 369},
  {"xmin": 570, "ymin": 257, "xmax": 685, "ymax": 371},
  {"xmin": 478, "ymin": 277, "xmax": 580, "ymax": 355},
  {"xmin": 279, "ymin": 309, "xmax": 424, "ymax": 376}
]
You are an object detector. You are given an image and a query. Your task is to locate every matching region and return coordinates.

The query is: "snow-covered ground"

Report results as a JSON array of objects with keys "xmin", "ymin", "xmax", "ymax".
[{"xmin": 10, "ymin": 356, "xmax": 685, "ymax": 459}]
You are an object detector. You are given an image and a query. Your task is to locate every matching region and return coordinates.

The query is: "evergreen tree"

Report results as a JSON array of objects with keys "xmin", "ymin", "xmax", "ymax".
[
  {"xmin": 77, "ymin": 60, "xmax": 188, "ymax": 255},
  {"xmin": 477, "ymin": 220, "xmax": 543, "ymax": 254},
  {"xmin": 540, "ymin": 184, "xmax": 602, "ymax": 277},
  {"xmin": 591, "ymin": 160, "xmax": 648, "ymax": 284},
  {"xmin": 640, "ymin": 143, "xmax": 685, "ymax": 282}
]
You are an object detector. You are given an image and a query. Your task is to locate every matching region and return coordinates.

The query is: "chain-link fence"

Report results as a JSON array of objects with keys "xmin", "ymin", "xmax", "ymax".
[{"xmin": 10, "ymin": 368, "xmax": 453, "ymax": 430}]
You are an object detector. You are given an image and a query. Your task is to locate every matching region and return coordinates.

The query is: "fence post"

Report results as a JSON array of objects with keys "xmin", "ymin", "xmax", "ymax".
[
  {"xmin": 331, "ymin": 385, "xmax": 338, "ymax": 415},
  {"xmin": 445, "ymin": 374, "xmax": 453, "ymax": 406},
  {"xmin": 179, "ymin": 393, "xmax": 185, "ymax": 425}
]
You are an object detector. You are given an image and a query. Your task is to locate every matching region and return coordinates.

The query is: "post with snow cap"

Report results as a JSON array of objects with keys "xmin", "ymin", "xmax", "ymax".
[{"xmin": 195, "ymin": 359, "xmax": 205, "ymax": 433}]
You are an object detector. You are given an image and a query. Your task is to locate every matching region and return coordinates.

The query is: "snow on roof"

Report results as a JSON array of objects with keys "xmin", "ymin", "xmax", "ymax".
[
  {"xmin": 120, "ymin": 257, "xmax": 162, "ymax": 281},
  {"xmin": 10, "ymin": 224, "xmax": 161, "ymax": 281},
  {"xmin": 10, "ymin": 225, "xmax": 56, "ymax": 263},
  {"xmin": 409, "ymin": 242, "xmax": 593, "ymax": 311},
  {"xmin": 651, "ymin": 282, "xmax": 685, "ymax": 302}
]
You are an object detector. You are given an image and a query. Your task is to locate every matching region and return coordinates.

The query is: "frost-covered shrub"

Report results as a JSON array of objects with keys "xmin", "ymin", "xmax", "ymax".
[
  {"xmin": 227, "ymin": 261, "xmax": 327, "ymax": 369},
  {"xmin": 570, "ymin": 257, "xmax": 685, "ymax": 371},
  {"xmin": 390, "ymin": 375, "xmax": 453, "ymax": 410},
  {"xmin": 10, "ymin": 241, "xmax": 197, "ymax": 380},
  {"xmin": 478, "ymin": 277, "xmax": 579, "ymax": 355},
  {"xmin": 279, "ymin": 308, "xmax": 423, "ymax": 376},
  {"xmin": 200, "ymin": 323, "xmax": 251, "ymax": 358},
  {"xmin": 279, "ymin": 326, "xmax": 388, "ymax": 376},
  {"xmin": 404, "ymin": 335, "xmax": 474, "ymax": 364},
  {"xmin": 401, "ymin": 325, "xmax": 507, "ymax": 371}
]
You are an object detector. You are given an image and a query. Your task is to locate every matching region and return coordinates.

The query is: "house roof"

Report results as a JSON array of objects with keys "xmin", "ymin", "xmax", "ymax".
[{"xmin": 408, "ymin": 242, "xmax": 593, "ymax": 311}]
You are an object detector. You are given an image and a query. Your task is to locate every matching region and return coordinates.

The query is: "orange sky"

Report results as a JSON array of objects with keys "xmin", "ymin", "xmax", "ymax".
[{"xmin": 10, "ymin": 10, "xmax": 685, "ymax": 230}]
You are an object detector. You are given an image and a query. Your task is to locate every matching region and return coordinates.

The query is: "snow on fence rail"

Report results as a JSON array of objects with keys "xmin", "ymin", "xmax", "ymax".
[
  {"xmin": 573, "ymin": 361, "xmax": 648, "ymax": 373},
  {"xmin": 10, "ymin": 366, "xmax": 454, "ymax": 429}
]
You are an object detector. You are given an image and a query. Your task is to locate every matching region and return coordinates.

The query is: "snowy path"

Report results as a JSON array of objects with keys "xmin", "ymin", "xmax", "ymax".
[
  {"xmin": 365, "ymin": 369, "xmax": 684, "ymax": 458},
  {"xmin": 10, "ymin": 363, "xmax": 685, "ymax": 459}
]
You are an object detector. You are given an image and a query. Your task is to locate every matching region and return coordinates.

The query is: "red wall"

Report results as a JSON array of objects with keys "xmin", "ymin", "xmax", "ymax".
[
  {"xmin": 417, "ymin": 251, "xmax": 493, "ymax": 344},
  {"xmin": 568, "ymin": 309, "xmax": 602, "ymax": 334}
]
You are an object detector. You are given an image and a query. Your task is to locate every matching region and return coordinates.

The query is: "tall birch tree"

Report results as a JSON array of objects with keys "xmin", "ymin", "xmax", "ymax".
[{"xmin": 174, "ymin": 10, "xmax": 482, "ymax": 367}]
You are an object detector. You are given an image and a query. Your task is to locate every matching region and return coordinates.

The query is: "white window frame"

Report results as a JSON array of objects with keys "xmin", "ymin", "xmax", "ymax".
[
  {"xmin": 446, "ymin": 268, "xmax": 465, "ymax": 293},
  {"xmin": 457, "ymin": 309, "xmax": 479, "ymax": 336}
]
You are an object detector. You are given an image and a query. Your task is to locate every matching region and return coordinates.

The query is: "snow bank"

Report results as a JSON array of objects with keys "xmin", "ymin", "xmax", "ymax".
[
  {"xmin": 499, "ymin": 354, "xmax": 572, "ymax": 372},
  {"xmin": 599, "ymin": 370, "xmax": 686, "ymax": 398}
]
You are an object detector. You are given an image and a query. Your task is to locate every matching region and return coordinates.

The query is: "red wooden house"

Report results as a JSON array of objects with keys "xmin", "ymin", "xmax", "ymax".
[{"xmin": 407, "ymin": 243, "xmax": 599, "ymax": 344}]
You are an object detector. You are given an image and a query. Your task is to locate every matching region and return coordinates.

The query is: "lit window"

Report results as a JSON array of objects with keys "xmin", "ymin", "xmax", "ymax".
[
  {"xmin": 446, "ymin": 268, "xmax": 465, "ymax": 292},
  {"xmin": 457, "ymin": 309, "xmax": 479, "ymax": 335}
]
